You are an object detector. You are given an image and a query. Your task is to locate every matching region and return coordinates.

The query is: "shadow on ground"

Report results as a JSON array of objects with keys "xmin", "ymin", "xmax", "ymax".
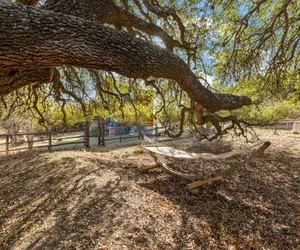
[{"xmin": 0, "ymin": 143, "xmax": 299, "ymax": 249}]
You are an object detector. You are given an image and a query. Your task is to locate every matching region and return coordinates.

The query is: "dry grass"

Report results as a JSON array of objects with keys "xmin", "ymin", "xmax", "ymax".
[{"xmin": 0, "ymin": 130, "xmax": 299, "ymax": 250}]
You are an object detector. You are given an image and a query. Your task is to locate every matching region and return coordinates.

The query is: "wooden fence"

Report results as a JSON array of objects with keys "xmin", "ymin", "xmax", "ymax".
[
  {"xmin": 257, "ymin": 120, "xmax": 299, "ymax": 131},
  {"xmin": 0, "ymin": 121, "xmax": 162, "ymax": 155}
]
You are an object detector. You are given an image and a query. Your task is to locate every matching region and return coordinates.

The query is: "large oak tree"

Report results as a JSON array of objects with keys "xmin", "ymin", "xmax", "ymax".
[
  {"xmin": 0, "ymin": 0, "xmax": 251, "ymax": 111},
  {"xmin": 0, "ymin": 0, "xmax": 299, "ymax": 136}
]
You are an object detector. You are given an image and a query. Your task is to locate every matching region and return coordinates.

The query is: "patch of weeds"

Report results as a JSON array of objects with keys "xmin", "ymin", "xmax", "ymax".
[
  {"xmin": 133, "ymin": 146, "xmax": 143, "ymax": 154},
  {"xmin": 74, "ymin": 220, "xmax": 86, "ymax": 229},
  {"xmin": 284, "ymin": 148, "xmax": 293, "ymax": 154}
]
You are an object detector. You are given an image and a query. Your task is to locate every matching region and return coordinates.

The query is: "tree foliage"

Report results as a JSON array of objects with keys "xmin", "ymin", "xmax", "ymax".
[{"xmin": 0, "ymin": 0, "xmax": 299, "ymax": 139}]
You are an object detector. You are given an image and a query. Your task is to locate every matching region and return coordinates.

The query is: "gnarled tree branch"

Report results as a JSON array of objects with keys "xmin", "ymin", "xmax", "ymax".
[
  {"xmin": 0, "ymin": 1, "xmax": 251, "ymax": 112},
  {"xmin": 43, "ymin": 0, "xmax": 182, "ymax": 51},
  {"xmin": 0, "ymin": 68, "xmax": 59, "ymax": 96}
]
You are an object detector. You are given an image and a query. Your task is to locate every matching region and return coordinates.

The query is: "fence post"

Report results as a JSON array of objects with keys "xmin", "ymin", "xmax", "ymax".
[
  {"xmin": 119, "ymin": 126, "xmax": 122, "ymax": 143},
  {"xmin": 27, "ymin": 134, "xmax": 33, "ymax": 150},
  {"xmin": 155, "ymin": 124, "xmax": 158, "ymax": 137},
  {"xmin": 274, "ymin": 125, "xmax": 278, "ymax": 135},
  {"xmin": 138, "ymin": 126, "xmax": 141, "ymax": 140},
  {"xmin": 102, "ymin": 122, "xmax": 105, "ymax": 146},
  {"xmin": 84, "ymin": 124, "xmax": 86, "ymax": 147},
  {"xmin": 101, "ymin": 119, "xmax": 105, "ymax": 146},
  {"xmin": 5, "ymin": 135, "xmax": 9, "ymax": 155},
  {"xmin": 48, "ymin": 132, "xmax": 52, "ymax": 152},
  {"xmin": 84, "ymin": 121, "xmax": 90, "ymax": 148},
  {"xmin": 97, "ymin": 118, "xmax": 101, "ymax": 146}
]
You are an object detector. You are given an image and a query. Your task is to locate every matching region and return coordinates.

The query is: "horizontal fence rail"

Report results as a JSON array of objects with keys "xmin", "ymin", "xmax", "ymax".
[
  {"xmin": 0, "ymin": 122, "xmax": 164, "ymax": 155},
  {"xmin": 1, "ymin": 119, "xmax": 297, "ymax": 155}
]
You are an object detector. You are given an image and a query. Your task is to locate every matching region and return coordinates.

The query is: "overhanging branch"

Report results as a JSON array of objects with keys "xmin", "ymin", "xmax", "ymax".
[{"xmin": 0, "ymin": 1, "xmax": 251, "ymax": 112}]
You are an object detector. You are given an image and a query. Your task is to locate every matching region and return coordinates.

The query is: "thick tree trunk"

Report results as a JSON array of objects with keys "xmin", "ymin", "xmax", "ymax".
[{"xmin": 0, "ymin": 1, "xmax": 251, "ymax": 111}]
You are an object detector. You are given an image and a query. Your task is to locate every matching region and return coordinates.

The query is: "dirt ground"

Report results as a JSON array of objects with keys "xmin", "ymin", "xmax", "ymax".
[{"xmin": 0, "ymin": 130, "xmax": 299, "ymax": 250}]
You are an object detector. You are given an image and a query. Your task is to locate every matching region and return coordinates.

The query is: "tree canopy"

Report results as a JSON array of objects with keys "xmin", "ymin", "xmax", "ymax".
[{"xmin": 0, "ymin": 0, "xmax": 299, "ymax": 138}]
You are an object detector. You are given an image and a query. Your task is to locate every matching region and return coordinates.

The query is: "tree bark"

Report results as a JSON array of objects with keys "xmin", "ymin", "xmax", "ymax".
[
  {"xmin": 0, "ymin": 68, "xmax": 59, "ymax": 96},
  {"xmin": 0, "ymin": 1, "xmax": 251, "ymax": 111},
  {"xmin": 1, "ymin": 0, "xmax": 180, "ymax": 95},
  {"xmin": 43, "ymin": 0, "xmax": 181, "ymax": 50}
]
